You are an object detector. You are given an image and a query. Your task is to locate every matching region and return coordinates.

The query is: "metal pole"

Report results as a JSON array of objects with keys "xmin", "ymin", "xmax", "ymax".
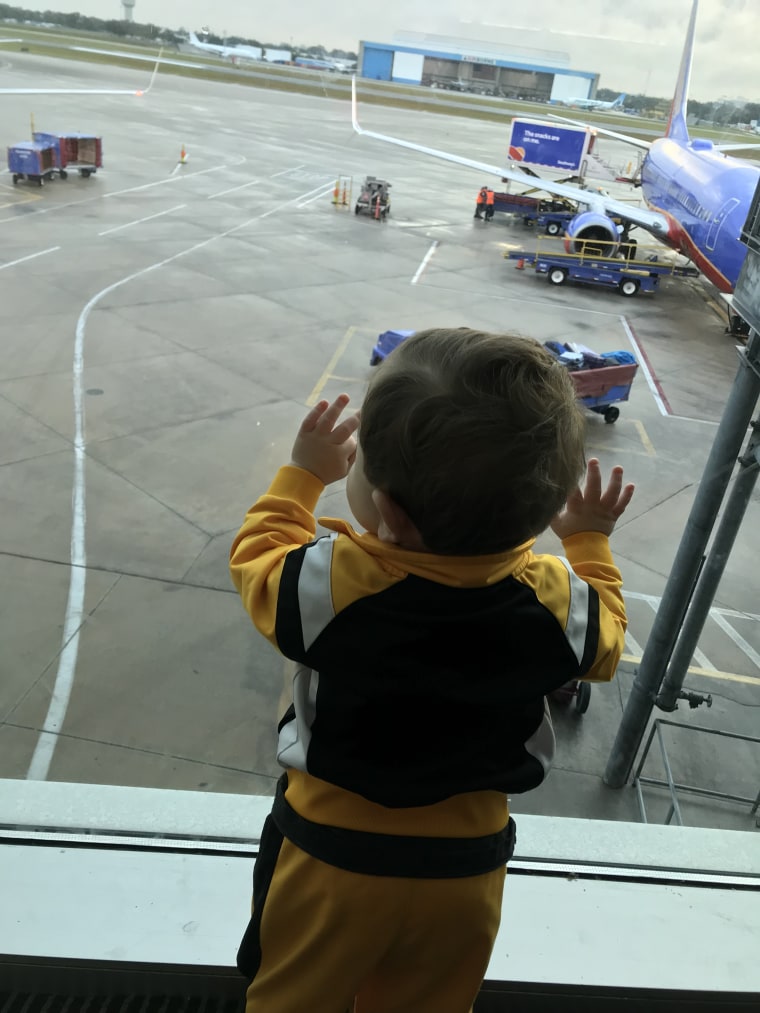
[
  {"xmin": 657, "ymin": 424, "xmax": 760, "ymax": 710},
  {"xmin": 604, "ymin": 332, "xmax": 760, "ymax": 787}
]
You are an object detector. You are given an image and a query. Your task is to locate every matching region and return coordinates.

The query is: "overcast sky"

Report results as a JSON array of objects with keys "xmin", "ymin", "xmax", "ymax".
[{"xmin": 39, "ymin": 1, "xmax": 756, "ymax": 101}]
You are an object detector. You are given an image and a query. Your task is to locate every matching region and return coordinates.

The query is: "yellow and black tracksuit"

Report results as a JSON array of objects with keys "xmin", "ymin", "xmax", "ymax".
[{"xmin": 229, "ymin": 465, "xmax": 627, "ymax": 1013}]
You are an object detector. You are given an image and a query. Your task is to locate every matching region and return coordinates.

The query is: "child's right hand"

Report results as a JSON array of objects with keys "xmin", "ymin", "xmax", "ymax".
[{"xmin": 550, "ymin": 458, "xmax": 634, "ymax": 540}]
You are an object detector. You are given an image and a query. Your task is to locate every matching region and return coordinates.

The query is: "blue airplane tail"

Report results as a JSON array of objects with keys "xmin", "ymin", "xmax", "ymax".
[
  {"xmin": 613, "ymin": 93, "xmax": 626, "ymax": 107},
  {"xmin": 665, "ymin": 0, "xmax": 698, "ymax": 141}
]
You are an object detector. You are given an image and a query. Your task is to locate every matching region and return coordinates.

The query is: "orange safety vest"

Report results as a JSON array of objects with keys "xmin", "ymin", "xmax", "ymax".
[
  {"xmin": 486, "ymin": 190, "xmax": 495, "ymax": 205},
  {"xmin": 477, "ymin": 188, "xmax": 488, "ymax": 203}
]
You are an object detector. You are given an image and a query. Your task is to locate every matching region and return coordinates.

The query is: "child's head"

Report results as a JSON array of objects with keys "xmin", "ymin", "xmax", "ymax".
[{"xmin": 350, "ymin": 328, "xmax": 586, "ymax": 555}]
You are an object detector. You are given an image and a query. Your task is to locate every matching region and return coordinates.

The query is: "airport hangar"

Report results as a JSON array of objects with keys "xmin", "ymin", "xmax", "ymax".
[{"xmin": 357, "ymin": 34, "xmax": 598, "ymax": 103}]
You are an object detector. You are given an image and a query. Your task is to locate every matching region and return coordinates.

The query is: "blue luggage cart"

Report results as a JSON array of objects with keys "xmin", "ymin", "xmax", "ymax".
[
  {"xmin": 7, "ymin": 140, "xmax": 59, "ymax": 186},
  {"xmin": 544, "ymin": 343, "xmax": 638, "ymax": 423}
]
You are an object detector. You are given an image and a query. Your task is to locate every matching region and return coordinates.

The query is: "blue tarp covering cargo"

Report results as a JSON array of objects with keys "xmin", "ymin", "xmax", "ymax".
[{"xmin": 370, "ymin": 329, "xmax": 415, "ymax": 365}]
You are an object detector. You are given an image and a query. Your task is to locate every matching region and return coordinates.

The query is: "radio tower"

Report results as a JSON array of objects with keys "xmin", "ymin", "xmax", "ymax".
[{"xmin": 122, "ymin": 0, "xmax": 135, "ymax": 21}]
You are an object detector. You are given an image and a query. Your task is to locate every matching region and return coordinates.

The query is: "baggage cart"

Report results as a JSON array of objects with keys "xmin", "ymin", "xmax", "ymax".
[
  {"xmin": 33, "ymin": 132, "xmax": 102, "ymax": 178},
  {"xmin": 568, "ymin": 360, "xmax": 639, "ymax": 423},
  {"xmin": 543, "ymin": 342, "xmax": 638, "ymax": 423},
  {"xmin": 371, "ymin": 332, "xmax": 638, "ymax": 424},
  {"xmin": 507, "ymin": 246, "xmax": 699, "ymax": 296},
  {"xmin": 7, "ymin": 140, "xmax": 58, "ymax": 186}
]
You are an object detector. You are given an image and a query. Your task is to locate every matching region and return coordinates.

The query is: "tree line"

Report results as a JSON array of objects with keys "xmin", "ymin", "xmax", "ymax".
[
  {"xmin": 596, "ymin": 87, "xmax": 760, "ymax": 126},
  {"xmin": 0, "ymin": 4, "xmax": 357, "ymax": 59}
]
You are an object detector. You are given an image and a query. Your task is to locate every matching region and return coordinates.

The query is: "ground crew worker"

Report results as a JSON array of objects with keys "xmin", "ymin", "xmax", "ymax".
[
  {"xmin": 474, "ymin": 186, "xmax": 488, "ymax": 219},
  {"xmin": 485, "ymin": 188, "xmax": 496, "ymax": 221}
]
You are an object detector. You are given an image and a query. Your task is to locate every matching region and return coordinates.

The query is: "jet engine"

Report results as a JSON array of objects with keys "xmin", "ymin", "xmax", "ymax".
[{"xmin": 563, "ymin": 210, "xmax": 620, "ymax": 256}]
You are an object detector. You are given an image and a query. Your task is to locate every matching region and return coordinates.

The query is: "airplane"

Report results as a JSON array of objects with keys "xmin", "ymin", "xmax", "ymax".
[
  {"xmin": 351, "ymin": 0, "xmax": 760, "ymax": 297},
  {"xmin": 294, "ymin": 56, "xmax": 338, "ymax": 71},
  {"xmin": 187, "ymin": 30, "xmax": 262, "ymax": 62},
  {"xmin": 559, "ymin": 92, "xmax": 626, "ymax": 111},
  {"xmin": 0, "ymin": 37, "xmax": 160, "ymax": 94}
]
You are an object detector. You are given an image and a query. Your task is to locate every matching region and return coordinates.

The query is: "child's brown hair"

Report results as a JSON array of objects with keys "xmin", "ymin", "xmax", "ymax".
[{"xmin": 360, "ymin": 328, "xmax": 586, "ymax": 554}]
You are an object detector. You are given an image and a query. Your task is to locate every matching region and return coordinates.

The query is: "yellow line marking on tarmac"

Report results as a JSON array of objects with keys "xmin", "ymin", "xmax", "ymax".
[
  {"xmin": 586, "ymin": 420, "xmax": 656, "ymax": 459},
  {"xmin": 633, "ymin": 419, "xmax": 657, "ymax": 456},
  {"xmin": 621, "ymin": 654, "xmax": 760, "ymax": 687},
  {"xmin": 705, "ymin": 298, "xmax": 726, "ymax": 323},
  {"xmin": 306, "ymin": 325, "xmax": 357, "ymax": 406},
  {"xmin": 0, "ymin": 185, "xmax": 40, "ymax": 210}
]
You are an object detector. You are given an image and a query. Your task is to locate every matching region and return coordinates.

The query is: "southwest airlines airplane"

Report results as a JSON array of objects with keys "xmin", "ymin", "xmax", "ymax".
[{"xmin": 352, "ymin": 0, "xmax": 759, "ymax": 295}]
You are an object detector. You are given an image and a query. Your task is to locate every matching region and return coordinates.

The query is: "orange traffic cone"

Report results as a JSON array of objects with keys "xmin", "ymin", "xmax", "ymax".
[
  {"xmin": 332, "ymin": 180, "xmax": 340, "ymax": 204},
  {"xmin": 515, "ymin": 258, "xmax": 525, "ymax": 270},
  {"xmin": 179, "ymin": 144, "xmax": 188, "ymax": 164}
]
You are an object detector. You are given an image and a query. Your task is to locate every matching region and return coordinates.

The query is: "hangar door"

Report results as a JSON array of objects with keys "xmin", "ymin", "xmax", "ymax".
[
  {"xmin": 550, "ymin": 75, "xmax": 593, "ymax": 102},
  {"xmin": 392, "ymin": 51, "xmax": 424, "ymax": 84},
  {"xmin": 363, "ymin": 47, "xmax": 393, "ymax": 81}
]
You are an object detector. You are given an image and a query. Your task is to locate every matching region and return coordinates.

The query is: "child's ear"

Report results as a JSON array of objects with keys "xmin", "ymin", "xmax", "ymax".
[{"xmin": 371, "ymin": 490, "xmax": 427, "ymax": 550}]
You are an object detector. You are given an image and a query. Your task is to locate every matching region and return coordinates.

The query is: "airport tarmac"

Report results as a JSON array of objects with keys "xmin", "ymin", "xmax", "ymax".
[{"xmin": 0, "ymin": 54, "xmax": 758, "ymax": 833}]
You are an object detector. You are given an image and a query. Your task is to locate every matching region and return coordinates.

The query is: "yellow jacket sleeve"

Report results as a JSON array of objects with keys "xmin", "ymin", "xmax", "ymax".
[
  {"xmin": 229, "ymin": 465, "xmax": 324, "ymax": 645},
  {"xmin": 563, "ymin": 530, "xmax": 627, "ymax": 683}
]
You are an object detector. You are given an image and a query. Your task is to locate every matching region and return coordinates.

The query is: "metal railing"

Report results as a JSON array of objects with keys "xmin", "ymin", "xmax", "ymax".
[{"xmin": 634, "ymin": 718, "xmax": 760, "ymax": 826}]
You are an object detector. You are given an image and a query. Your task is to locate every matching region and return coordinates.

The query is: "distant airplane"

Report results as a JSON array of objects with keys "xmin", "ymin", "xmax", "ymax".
[
  {"xmin": 559, "ymin": 92, "xmax": 626, "ymax": 112},
  {"xmin": 351, "ymin": 0, "xmax": 760, "ymax": 296},
  {"xmin": 188, "ymin": 30, "xmax": 262, "ymax": 62},
  {"xmin": 332, "ymin": 59, "xmax": 357, "ymax": 74},
  {"xmin": 294, "ymin": 56, "xmax": 337, "ymax": 71}
]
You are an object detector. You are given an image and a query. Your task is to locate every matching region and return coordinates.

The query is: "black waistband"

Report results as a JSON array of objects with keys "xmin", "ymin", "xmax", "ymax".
[{"xmin": 270, "ymin": 775, "xmax": 516, "ymax": 878}]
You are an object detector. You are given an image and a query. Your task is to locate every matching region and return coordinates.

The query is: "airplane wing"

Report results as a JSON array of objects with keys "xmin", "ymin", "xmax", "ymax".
[
  {"xmin": 0, "ymin": 51, "xmax": 161, "ymax": 95},
  {"xmin": 0, "ymin": 87, "xmax": 147, "ymax": 94},
  {"xmin": 351, "ymin": 79, "xmax": 668, "ymax": 236},
  {"xmin": 714, "ymin": 143, "xmax": 760, "ymax": 153},
  {"xmin": 546, "ymin": 113, "xmax": 652, "ymax": 150}
]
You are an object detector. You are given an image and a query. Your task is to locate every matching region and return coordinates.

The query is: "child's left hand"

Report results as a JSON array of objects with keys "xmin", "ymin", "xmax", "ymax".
[
  {"xmin": 551, "ymin": 458, "xmax": 634, "ymax": 540},
  {"xmin": 289, "ymin": 394, "xmax": 360, "ymax": 485}
]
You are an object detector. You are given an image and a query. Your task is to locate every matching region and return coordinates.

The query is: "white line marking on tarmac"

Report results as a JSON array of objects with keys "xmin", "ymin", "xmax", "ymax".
[
  {"xmin": 692, "ymin": 646, "xmax": 712, "ymax": 669},
  {"xmin": 25, "ymin": 178, "xmax": 345, "ymax": 782},
  {"xmin": 411, "ymin": 240, "xmax": 439, "ymax": 284},
  {"xmin": 624, "ymin": 631, "xmax": 645, "ymax": 657},
  {"xmin": 105, "ymin": 165, "xmax": 231, "ymax": 196},
  {"xmin": 208, "ymin": 179, "xmax": 261, "ymax": 199},
  {"xmin": 297, "ymin": 183, "xmax": 334, "ymax": 208},
  {"xmin": 620, "ymin": 315, "xmax": 670, "ymax": 416},
  {"xmin": 270, "ymin": 164, "xmax": 306, "ymax": 178},
  {"xmin": 0, "ymin": 163, "xmax": 240, "ymax": 226},
  {"xmin": 98, "ymin": 204, "xmax": 187, "ymax": 236},
  {"xmin": 260, "ymin": 180, "xmax": 336, "ymax": 218},
  {"xmin": 710, "ymin": 611, "xmax": 760, "ymax": 670},
  {"xmin": 625, "ymin": 589, "xmax": 760, "ymax": 623},
  {"xmin": 0, "ymin": 245, "xmax": 60, "ymax": 270}
]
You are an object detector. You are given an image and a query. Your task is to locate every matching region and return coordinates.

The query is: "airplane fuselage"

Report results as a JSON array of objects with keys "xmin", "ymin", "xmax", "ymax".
[{"xmin": 640, "ymin": 138, "xmax": 759, "ymax": 293}]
